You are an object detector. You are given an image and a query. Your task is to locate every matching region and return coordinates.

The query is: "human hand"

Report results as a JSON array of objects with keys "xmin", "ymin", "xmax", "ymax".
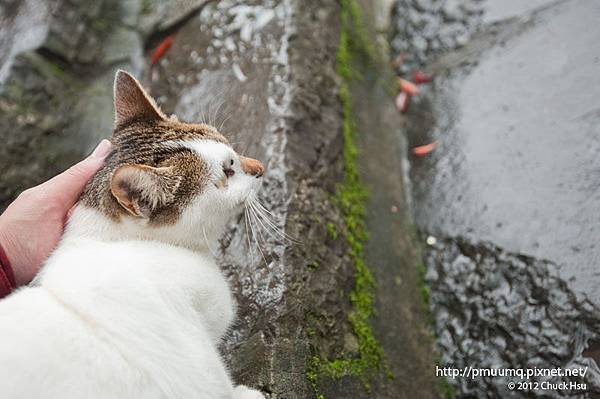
[{"xmin": 0, "ymin": 139, "xmax": 111, "ymax": 286}]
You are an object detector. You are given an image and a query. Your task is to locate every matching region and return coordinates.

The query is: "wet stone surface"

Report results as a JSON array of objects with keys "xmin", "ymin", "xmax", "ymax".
[
  {"xmin": 426, "ymin": 238, "xmax": 600, "ymax": 397},
  {"xmin": 390, "ymin": 0, "xmax": 485, "ymax": 71},
  {"xmin": 392, "ymin": 0, "xmax": 600, "ymax": 397},
  {"xmin": 389, "ymin": 0, "xmax": 559, "ymax": 71},
  {"xmin": 408, "ymin": 1, "xmax": 600, "ymax": 306}
]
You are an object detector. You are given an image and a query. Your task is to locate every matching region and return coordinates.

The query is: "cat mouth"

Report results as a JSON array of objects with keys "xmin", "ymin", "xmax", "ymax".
[{"xmin": 214, "ymin": 174, "xmax": 228, "ymax": 189}]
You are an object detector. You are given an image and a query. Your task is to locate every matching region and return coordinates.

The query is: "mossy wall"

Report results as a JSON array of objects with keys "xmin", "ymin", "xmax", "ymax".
[{"xmin": 306, "ymin": 1, "xmax": 388, "ymax": 397}]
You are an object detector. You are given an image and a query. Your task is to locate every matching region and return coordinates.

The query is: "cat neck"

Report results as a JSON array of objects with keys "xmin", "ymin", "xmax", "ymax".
[{"xmin": 62, "ymin": 205, "xmax": 221, "ymax": 255}]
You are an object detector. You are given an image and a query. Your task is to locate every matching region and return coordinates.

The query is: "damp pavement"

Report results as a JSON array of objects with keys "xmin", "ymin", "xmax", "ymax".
[{"xmin": 391, "ymin": 0, "xmax": 600, "ymax": 397}]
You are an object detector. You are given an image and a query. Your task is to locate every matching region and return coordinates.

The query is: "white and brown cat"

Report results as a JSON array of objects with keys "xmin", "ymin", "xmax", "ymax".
[{"xmin": 0, "ymin": 70, "xmax": 266, "ymax": 399}]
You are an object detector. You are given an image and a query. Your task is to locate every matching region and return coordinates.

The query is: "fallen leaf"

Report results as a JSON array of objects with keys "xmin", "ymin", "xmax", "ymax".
[
  {"xmin": 151, "ymin": 36, "xmax": 174, "ymax": 66},
  {"xmin": 398, "ymin": 78, "xmax": 420, "ymax": 95},
  {"xmin": 412, "ymin": 141, "xmax": 439, "ymax": 156},
  {"xmin": 413, "ymin": 70, "xmax": 433, "ymax": 84},
  {"xmin": 395, "ymin": 91, "xmax": 410, "ymax": 113}
]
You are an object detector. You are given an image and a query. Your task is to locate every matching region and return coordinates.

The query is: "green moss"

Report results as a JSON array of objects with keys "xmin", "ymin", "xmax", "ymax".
[
  {"xmin": 42, "ymin": 61, "xmax": 70, "ymax": 83},
  {"xmin": 336, "ymin": 0, "xmax": 374, "ymax": 82},
  {"xmin": 93, "ymin": 19, "xmax": 108, "ymax": 32},
  {"xmin": 440, "ymin": 376, "xmax": 457, "ymax": 399},
  {"xmin": 404, "ymin": 225, "xmax": 433, "ymax": 321},
  {"xmin": 307, "ymin": 260, "xmax": 320, "ymax": 271},
  {"xmin": 416, "ymin": 259, "xmax": 430, "ymax": 310},
  {"xmin": 326, "ymin": 222, "xmax": 339, "ymax": 240},
  {"xmin": 141, "ymin": 0, "xmax": 154, "ymax": 15},
  {"xmin": 307, "ymin": 357, "xmax": 326, "ymax": 399},
  {"xmin": 408, "ymin": 228, "xmax": 456, "ymax": 398},
  {"xmin": 308, "ymin": 1, "xmax": 387, "ymax": 397}
]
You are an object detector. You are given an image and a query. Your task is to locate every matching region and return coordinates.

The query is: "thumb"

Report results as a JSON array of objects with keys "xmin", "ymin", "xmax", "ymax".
[{"xmin": 41, "ymin": 139, "xmax": 112, "ymax": 211}]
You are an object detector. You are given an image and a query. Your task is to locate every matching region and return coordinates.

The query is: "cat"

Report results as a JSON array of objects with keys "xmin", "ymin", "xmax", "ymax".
[{"xmin": 0, "ymin": 70, "xmax": 266, "ymax": 399}]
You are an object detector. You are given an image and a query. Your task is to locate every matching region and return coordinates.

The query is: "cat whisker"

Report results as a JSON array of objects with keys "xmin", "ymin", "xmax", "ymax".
[
  {"xmin": 244, "ymin": 200, "xmax": 266, "ymax": 258},
  {"xmin": 215, "ymin": 104, "xmax": 232, "ymax": 132},
  {"xmin": 208, "ymin": 98, "xmax": 226, "ymax": 128},
  {"xmin": 214, "ymin": 100, "xmax": 225, "ymax": 127},
  {"xmin": 246, "ymin": 201, "xmax": 277, "ymax": 244},
  {"xmin": 250, "ymin": 199, "xmax": 277, "ymax": 217},
  {"xmin": 250, "ymin": 200, "xmax": 296, "ymax": 239},
  {"xmin": 202, "ymin": 226, "xmax": 217, "ymax": 258},
  {"xmin": 247, "ymin": 196, "xmax": 282, "ymax": 231},
  {"xmin": 218, "ymin": 113, "xmax": 232, "ymax": 131},
  {"xmin": 243, "ymin": 204, "xmax": 254, "ymax": 257},
  {"xmin": 247, "ymin": 195, "xmax": 301, "ymax": 244},
  {"xmin": 248, "ymin": 207, "xmax": 285, "ymax": 243},
  {"xmin": 208, "ymin": 102, "xmax": 214, "ymax": 126},
  {"xmin": 246, "ymin": 204, "xmax": 268, "ymax": 266}
]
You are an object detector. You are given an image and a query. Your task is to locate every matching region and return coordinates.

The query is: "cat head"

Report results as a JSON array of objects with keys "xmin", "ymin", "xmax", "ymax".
[{"xmin": 78, "ymin": 70, "xmax": 264, "ymax": 248}]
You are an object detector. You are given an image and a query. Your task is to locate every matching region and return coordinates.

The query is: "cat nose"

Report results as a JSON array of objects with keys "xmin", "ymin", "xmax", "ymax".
[{"xmin": 240, "ymin": 156, "xmax": 264, "ymax": 178}]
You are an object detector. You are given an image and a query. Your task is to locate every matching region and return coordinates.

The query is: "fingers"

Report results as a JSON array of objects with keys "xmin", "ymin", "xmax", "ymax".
[
  {"xmin": 89, "ymin": 139, "xmax": 113, "ymax": 159},
  {"xmin": 41, "ymin": 140, "xmax": 112, "ymax": 211}
]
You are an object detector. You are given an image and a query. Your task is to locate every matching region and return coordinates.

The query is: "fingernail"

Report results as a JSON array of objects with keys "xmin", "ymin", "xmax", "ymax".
[{"xmin": 91, "ymin": 139, "xmax": 112, "ymax": 159}]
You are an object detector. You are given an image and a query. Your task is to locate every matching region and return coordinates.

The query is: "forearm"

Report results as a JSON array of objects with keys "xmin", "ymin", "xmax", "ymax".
[{"xmin": 0, "ymin": 214, "xmax": 38, "ymax": 288}]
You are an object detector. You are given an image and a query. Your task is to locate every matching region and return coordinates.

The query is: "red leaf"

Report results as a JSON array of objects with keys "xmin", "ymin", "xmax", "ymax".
[
  {"xmin": 398, "ymin": 78, "xmax": 420, "ymax": 95},
  {"xmin": 151, "ymin": 36, "xmax": 175, "ymax": 66},
  {"xmin": 413, "ymin": 70, "xmax": 433, "ymax": 84},
  {"xmin": 412, "ymin": 141, "xmax": 439, "ymax": 156}
]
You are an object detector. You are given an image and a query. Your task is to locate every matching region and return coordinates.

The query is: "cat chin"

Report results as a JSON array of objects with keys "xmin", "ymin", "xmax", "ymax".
[
  {"xmin": 229, "ymin": 200, "xmax": 247, "ymax": 217},
  {"xmin": 236, "ymin": 188, "xmax": 259, "ymax": 207}
]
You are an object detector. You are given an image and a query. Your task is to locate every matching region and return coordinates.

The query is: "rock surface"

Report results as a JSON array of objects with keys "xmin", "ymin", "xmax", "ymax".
[
  {"xmin": 0, "ymin": 0, "xmax": 142, "ymax": 210},
  {"xmin": 392, "ymin": 0, "xmax": 600, "ymax": 397},
  {"xmin": 427, "ymin": 239, "xmax": 600, "ymax": 397},
  {"xmin": 1, "ymin": 0, "xmax": 439, "ymax": 398}
]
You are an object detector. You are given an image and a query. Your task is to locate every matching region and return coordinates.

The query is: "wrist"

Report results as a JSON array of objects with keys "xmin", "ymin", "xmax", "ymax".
[
  {"xmin": 0, "ymin": 232, "xmax": 16, "ymax": 288},
  {"xmin": 0, "ymin": 221, "xmax": 30, "ymax": 286}
]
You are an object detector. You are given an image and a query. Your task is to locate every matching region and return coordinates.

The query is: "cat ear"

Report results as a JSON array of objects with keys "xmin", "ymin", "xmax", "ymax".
[
  {"xmin": 113, "ymin": 70, "xmax": 166, "ymax": 130},
  {"xmin": 110, "ymin": 164, "xmax": 182, "ymax": 218}
]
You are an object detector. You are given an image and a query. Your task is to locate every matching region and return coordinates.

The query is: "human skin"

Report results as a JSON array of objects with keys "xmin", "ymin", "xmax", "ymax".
[{"xmin": 0, "ymin": 140, "xmax": 111, "ymax": 286}]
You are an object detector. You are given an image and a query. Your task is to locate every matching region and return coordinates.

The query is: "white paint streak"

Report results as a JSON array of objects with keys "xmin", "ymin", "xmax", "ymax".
[{"xmin": 232, "ymin": 63, "xmax": 247, "ymax": 82}]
